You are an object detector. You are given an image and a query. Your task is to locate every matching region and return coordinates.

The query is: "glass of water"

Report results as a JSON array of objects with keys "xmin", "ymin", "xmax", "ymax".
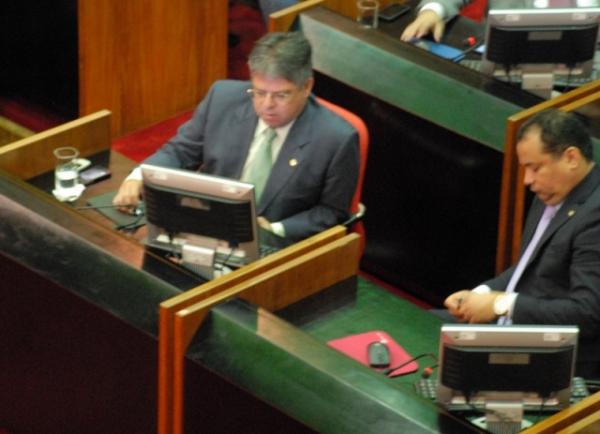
[
  {"xmin": 53, "ymin": 146, "xmax": 84, "ymax": 201},
  {"xmin": 357, "ymin": 0, "xmax": 379, "ymax": 29}
]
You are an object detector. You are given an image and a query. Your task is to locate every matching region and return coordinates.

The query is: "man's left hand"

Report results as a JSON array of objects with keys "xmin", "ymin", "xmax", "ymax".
[
  {"xmin": 445, "ymin": 291, "xmax": 503, "ymax": 323},
  {"xmin": 257, "ymin": 216, "xmax": 272, "ymax": 232}
]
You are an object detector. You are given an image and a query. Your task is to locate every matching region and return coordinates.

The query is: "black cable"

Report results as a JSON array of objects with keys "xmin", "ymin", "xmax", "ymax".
[{"xmin": 384, "ymin": 352, "xmax": 438, "ymax": 377}]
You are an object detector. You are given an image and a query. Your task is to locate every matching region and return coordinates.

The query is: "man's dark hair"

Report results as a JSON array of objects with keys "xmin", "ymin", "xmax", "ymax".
[
  {"xmin": 517, "ymin": 108, "xmax": 593, "ymax": 160},
  {"xmin": 247, "ymin": 31, "xmax": 313, "ymax": 87}
]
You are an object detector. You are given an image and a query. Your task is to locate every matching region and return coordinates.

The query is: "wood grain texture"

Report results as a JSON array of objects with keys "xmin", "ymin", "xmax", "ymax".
[
  {"xmin": 158, "ymin": 225, "xmax": 348, "ymax": 434},
  {"xmin": 170, "ymin": 232, "xmax": 360, "ymax": 434},
  {"xmin": 78, "ymin": 0, "xmax": 228, "ymax": 137},
  {"xmin": 521, "ymin": 391, "xmax": 600, "ymax": 434},
  {"xmin": 0, "ymin": 110, "xmax": 111, "ymax": 180}
]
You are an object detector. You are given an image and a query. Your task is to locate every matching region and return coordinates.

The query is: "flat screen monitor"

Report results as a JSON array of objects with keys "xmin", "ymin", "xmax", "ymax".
[
  {"xmin": 481, "ymin": 0, "xmax": 600, "ymax": 97},
  {"xmin": 141, "ymin": 164, "xmax": 259, "ymax": 275},
  {"xmin": 436, "ymin": 324, "xmax": 578, "ymax": 431}
]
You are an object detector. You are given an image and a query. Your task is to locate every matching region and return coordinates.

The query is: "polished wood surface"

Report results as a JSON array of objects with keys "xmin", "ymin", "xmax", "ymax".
[
  {"xmin": 78, "ymin": 0, "xmax": 228, "ymax": 137},
  {"xmin": 0, "ymin": 110, "xmax": 111, "ymax": 180},
  {"xmin": 169, "ymin": 231, "xmax": 361, "ymax": 434},
  {"xmin": 269, "ymin": 0, "xmax": 325, "ymax": 32},
  {"xmin": 521, "ymin": 391, "xmax": 600, "ymax": 434},
  {"xmin": 158, "ymin": 225, "xmax": 350, "ymax": 434},
  {"xmin": 495, "ymin": 81, "xmax": 600, "ymax": 272}
]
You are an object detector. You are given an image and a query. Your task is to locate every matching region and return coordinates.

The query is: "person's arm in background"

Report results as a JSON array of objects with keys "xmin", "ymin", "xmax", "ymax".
[
  {"xmin": 401, "ymin": 0, "xmax": 472, "ymax": 42},
  {"xmin": 112, "ymin": 82, "xmax": 217, "ymax": 209}
]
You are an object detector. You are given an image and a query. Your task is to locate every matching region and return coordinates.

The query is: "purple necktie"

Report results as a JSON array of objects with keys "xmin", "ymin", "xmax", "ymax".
[
  {"xmin": 505, "ymin": 205, "xmax": 558, "ymax": 295},
  {"xmin": 498, "ymin": 205, "xmax": 558, "ymax": 325}
]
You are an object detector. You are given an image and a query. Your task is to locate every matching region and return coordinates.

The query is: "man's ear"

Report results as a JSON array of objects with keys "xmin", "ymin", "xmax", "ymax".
[
  {"xmin": 564, "ymin": 146, "xmax": 583, "ymax": 168},
  {"xmin": 303, "ymin": 77, "xmax": 314, "ymax": 95}
]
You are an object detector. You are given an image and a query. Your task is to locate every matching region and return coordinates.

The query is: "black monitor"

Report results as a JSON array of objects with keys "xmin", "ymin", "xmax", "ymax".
[
  {"xmin": 436, "ymin": 324, "xmax": 579, "ymax": 432},
  {"xmin": 481, "ymin": 0, "xmax": 600, "ymax": 98},
  {"xmin": 141, "ymin": 164, "xmax": 259, "ymax": 277}
]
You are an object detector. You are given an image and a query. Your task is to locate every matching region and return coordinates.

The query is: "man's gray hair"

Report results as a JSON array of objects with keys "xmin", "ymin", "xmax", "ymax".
[{"xmin": 247, "ymin": 32, "xmax": 313, "ymax": 87}]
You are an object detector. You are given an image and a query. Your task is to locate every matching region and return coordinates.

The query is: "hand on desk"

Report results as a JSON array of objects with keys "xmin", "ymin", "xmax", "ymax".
[
  {"xmin": 444, "ymin": 289, "xmax": 502, "ymax": 323},
  {"xmin": 401, "ymin": 10, "xmax": 445, "ymax": 42},
  {"xmin": 257, "ymin": 216, "xmax": 272, "ymax": 232},
  {"xmin": 113, "ymin": 179, "xmax": 143, "ymax": 213}
]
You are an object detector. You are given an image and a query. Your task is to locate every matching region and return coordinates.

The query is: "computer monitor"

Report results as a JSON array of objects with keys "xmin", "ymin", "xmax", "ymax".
[
  {"xmin": 481, "ymin": 0, "xmax": 600, "ymax": 98},
  {"xmin": 141, "ymin": 164, "xmax": 259, "ymax": 277},
  {"xmin": 436, "ymin": 324, "xmax": 579, "ymax": 433}
]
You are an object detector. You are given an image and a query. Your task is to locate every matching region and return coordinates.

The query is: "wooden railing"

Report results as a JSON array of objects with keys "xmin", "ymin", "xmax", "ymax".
[
  {"xmin": 0, "ymin": 110, "xmax": 111, "ymax": 180},
  {"xmin": 158, "ymin": 226, "xmax": 361, "ymax": 434}
]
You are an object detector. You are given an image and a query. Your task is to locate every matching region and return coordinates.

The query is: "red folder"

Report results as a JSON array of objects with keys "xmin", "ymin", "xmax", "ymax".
[{"xmin": 327, "ymin": 330, "xmax": 418, "ymax": 377}]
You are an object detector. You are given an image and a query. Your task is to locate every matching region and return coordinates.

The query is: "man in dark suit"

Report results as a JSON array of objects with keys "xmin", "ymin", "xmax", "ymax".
[
  {"xmin": 444, "ymin": 109, "xmax": 600, "ymax": 379},
  {"xmin": 113, "ymin": 31, "xmax": 359, "ymax": 241}
]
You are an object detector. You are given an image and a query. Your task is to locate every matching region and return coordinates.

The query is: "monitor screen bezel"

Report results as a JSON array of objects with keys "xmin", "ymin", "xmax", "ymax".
[
  {"xmin": 436, "ymin": 324, "xmax": 579, "ymax": 411},
  {"xmin": 140, "ymin": 163, "xmax": 260, "ymax": 264},
  {"xmin": 481, "ymin": 6, "xmax": 600, "ymax": 78}
]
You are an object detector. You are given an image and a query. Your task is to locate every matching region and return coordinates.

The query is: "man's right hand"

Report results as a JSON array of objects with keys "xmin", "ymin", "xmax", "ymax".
[
  {"xmin": 112, "ymin": 179, "xmax": 143, "ymax": 213},
  {"xmin": 400, "ymin": 10, "xmax": 445, "ymax": 42}
]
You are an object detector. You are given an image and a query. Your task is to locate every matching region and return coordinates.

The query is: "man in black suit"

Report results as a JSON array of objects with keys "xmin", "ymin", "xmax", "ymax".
[
  {"xmin": 113, "ymin": 32, "xmax": 359, "ymax": 241},
  {"xmin": 445, "ymin": 109, "xmax": 600, "ymax": 379}
]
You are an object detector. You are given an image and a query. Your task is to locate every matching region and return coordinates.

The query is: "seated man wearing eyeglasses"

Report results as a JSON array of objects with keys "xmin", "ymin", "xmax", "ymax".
[{"xmin": 113, "ymin": 31, "xmax": 360, "ymax": 241}]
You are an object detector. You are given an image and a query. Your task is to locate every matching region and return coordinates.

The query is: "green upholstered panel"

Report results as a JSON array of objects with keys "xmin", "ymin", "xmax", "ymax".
[{"xmin": 300, "ymin": 7, "xmax": 534, "ymax": 153}]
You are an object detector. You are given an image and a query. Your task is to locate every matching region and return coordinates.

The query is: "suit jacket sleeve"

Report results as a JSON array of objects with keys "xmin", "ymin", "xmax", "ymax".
[
  {"xmin": 511, "ymin": 209, "xmax": 600, "ymax": 340},
  {"xmin": 278, "ymin": 129, "xmax": 359, "ymax": 240},
  {"xmin": 484, "ymin": 179, "xmax": 600, "ymax": 341},
  {"xmin": 417, "ymin": 0, "xmax": 473, "ymax": 19},
  {"xmin": 142, "ymin": 83, "xmax": 217, "ymax": 170}
]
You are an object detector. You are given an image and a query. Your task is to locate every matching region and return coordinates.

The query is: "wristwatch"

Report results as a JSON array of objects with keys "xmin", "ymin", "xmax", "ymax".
[{"xmin": 493, "ymin": 294, "xmax": 511, "ymax": 316}]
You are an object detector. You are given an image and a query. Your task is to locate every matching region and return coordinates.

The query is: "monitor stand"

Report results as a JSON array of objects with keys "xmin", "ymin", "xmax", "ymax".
[
  {"xmin": 521, "ymin": 71, "xmax": 554, "ymax": 99},
  {"xmin": 471, "ymin": 400, "xmax": 533, "ymax": 434}
]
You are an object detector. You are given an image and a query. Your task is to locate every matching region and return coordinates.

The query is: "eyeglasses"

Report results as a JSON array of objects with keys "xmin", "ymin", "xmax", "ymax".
[{"xmin": 246, "ymin": 88, "xmax": 295, "ymax": 104}]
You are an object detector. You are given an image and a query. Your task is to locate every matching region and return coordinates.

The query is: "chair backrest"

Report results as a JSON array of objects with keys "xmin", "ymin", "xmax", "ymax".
[{"xmin": 316, "ymin": 97, "xmax": 369, "ymax": 250}]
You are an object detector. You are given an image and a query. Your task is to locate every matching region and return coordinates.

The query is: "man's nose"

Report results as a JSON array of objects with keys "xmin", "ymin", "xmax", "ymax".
[
  {"xmin": 263, "ymin": 93, "xmax": 277, "ymax": 106},
  {"xmin": 523, "ymin": 169, "xmax": 534, "ymax": 186}
]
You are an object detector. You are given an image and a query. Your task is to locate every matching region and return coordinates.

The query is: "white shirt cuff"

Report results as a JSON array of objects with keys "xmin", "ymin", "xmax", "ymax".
[
  {"xmin": 126, "ymin": 166, "xmax": 143, "ymax": 182},
  {"xmin": 472, "ymin": 284, "xmax": 491, "ymax": 294},
  {"xmin": 269, "ymin": 222, "xmax": 286, "ymax": 238},
  {"xmin": 419, "ymin": 2, "xmax": 447, "ymax": 19}
]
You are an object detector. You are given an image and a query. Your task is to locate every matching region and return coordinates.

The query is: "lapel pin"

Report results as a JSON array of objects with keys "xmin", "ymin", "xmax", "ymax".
[
  {"xmin": 568, "ymin": 210, "xmax": 576, "ymax": 217},
  {"xmin": 289, "ymin": 158, "xmax": 298, "ymax": 167}
]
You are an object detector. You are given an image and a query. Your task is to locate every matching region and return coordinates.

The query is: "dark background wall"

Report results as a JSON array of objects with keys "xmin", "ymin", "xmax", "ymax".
[
  {"xmin": 314, "ymin": 73, "xmax": 503, "ymax": 306},
  {"xmin": 0, "ymin": 1, "xmax": 79, "ymax": 120}
]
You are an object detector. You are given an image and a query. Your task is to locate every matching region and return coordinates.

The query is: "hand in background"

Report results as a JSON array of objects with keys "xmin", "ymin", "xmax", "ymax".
[
  {"xmin": 257, "ymin": 216, "xmax": 273, "ymax": 232},
  {"xmin": 112, "ymin": 179, "xmax": 143, "ymax": 213},
  {"xmin": 400, "ymin": 10, "xmax": 445, "ymax": 42},
  {"xmin": 444, "ymin": 290, "xmax": 501, "ymax": 323}
]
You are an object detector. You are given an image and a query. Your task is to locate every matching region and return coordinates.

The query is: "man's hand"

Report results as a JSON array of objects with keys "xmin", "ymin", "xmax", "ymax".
[
  {"xmin": 257, "ymin": 216, "xmax": 272, "ymax": 232},
  {"xmin": 444, "ymin": 290, "xmax": 504, "ymax": 323},
  {"xmin": 112, "ymin": 179, "xmax": 143, "ymax": 213},
  {"xmin": 400, "ymin": 10, "xmax": 445, "ymax": 42}
]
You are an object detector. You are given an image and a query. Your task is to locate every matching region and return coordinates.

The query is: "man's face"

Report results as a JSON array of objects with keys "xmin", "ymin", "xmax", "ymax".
[
  {"xmin": 249, "ymin": 73, "xmax": 313, "ymax": 128},
  {"xmin": 517, "ymin": 127, "xmax": 577, "ymax": 205}
]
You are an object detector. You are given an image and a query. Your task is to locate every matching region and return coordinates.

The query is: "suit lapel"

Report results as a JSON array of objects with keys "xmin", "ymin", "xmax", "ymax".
[
  {"xmin": 526, "ymin": 165, "xmax": 600, "ymax": 265},
  {"xmin": 225, "ymin": 99, "xmax": 259, "ymax": 179}
]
